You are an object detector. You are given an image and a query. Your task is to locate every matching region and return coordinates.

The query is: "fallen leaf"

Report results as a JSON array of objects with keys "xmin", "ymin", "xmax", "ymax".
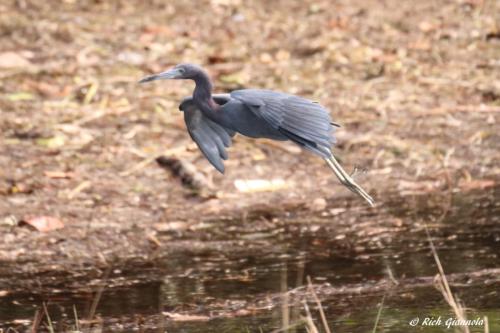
[
  {"xmin": 234, "ymin": 179, "xmax": 289, "ymax": 193},
  {"xmin": 408, "ymin": 39, "xmax": 432, "ymax": 51},
  {"xmin": 36, "ymin": 135, "xmax": 66, "ymax": 148},
  {"xmin": 162, "ymin": 312, "xmax": 210, "ymax": 321},
  {"xmin": 219, "ymin": 71, "xmax": 248, "ymax": 85},
  {"xmin": 329, "ymin": 207, "xmax": 347, "ymax": 215},
  {"xmin": 141, "ymin": 25, "xmax": 173, "ymax": 37},
  {"xmin": 0, "ymin": 290, "xmax": 8, "ymax": 297},
  {"xmin": 8, "ymin": 182, "xmax": 34, "ymax": 194},
  {"xmin": 0, "ymin": 51, "xmax": 32, "ymax": 68},
  {"xmin": 6, "ymin": 92, "xmax": 35, "ymax": 101},
  {"xmin": 211, "ymin": 0, "xmax": 242, "ymax": 6},
  {"xmin": 20, "ymin": 216, "xmax": 64, "ymax": 232},
  {"xmin": 309, "ymin": 197, "xmax": 327, "ymax": 211},
  {"xmin": 117, "ymin": 51, "xmax": 145, "ymax": 65},
  {"xmin": 251, "ymin": 149, "xmax": 267, "ymax": 161},
  {"xmin": 0, "ymin": 215, "xmax": 18, "ymax": 227},
  {"xmin": 418, "ymin": 21, "xmax": 437, "ymax": 33},
  {"xmin": 154, "ymin": 221, "xmax": 189, "ymax": 232},
  {"xmin": 275, "ymin": 49, "xmax": 290, "ymax": 61},
  {"xmin": 259, "ymin": 53, "xmax": 273, "ymax": 63}
]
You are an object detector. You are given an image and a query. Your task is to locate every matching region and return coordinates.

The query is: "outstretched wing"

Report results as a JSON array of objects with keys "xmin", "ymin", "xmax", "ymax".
[
  {"xmin": 180, "ymin": 95, "xmax": 235, "ymax": 173},
  {"xmin": 230, "ymin": 89, "xmax": 336, "ymax": 157},
  {"xmin": 230, "ymin": 90, "xmax": 374, "ymax": 206}
]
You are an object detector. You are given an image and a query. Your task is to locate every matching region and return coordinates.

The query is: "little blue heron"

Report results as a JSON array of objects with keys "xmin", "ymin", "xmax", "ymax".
[{"xmin": 139, "ymin": 63, "xmax": 374, "ymax": 206}]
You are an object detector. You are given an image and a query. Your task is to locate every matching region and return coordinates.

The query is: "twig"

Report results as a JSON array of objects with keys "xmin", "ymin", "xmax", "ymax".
[
  {"xmin": 371, "ymin": 294, "xmax": 386, "ymax": 333},
  {"xmin": 120, "ymin": 145, "xmax": 194, "ymax": 176},
  {"xmin": 31, "ymin": 308, "xmax": 43, "ymax": 333},
  {"xmin": 307, "ymin": 276, "xmax": 332, "ymax": 333},
  {"xmin": 73, "ymin": 304, "xmax": 80, "ymax": 332},
  {"xmin": 281, "ymin": 265, "xmax": 289, "ymax": 330},
  {"xmin": 42, "ymin": 302, "xmax": 54, "ymax": 333},
  {"xmin": 302, "ymin": 302, "xmax": 319, "ymax": 333},
  {"xmin": 88, "ymin": 284, "xmax": 105, "ymax": 325},
  {"xmin": 67, "ymin": 180, "xmax": 91, "ymax": 199},
  {"xmin": 147, "ymin": 233, "xmax": 162, "ymax": 247},
  {"xmin": 86, "ymin": 267, "xmax": 111, "ymax": 329},
  {"xmin": 385, "ymin": 263, "xmax": 399, "ymax": 285},
  {"xmin": 425, "ymin": 224, "xmax": 469, "ymax": 333}
]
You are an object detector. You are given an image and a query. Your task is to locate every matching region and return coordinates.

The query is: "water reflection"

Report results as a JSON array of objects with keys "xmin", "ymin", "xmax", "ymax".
[{"xmin": 1, "ymin": 186, "xmax": 499, "ymax": 332}]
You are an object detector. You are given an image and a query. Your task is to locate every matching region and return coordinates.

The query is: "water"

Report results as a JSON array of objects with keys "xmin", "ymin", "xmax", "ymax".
[{"xmin": 1, "ymin": 186, "xmax": 499, "ymax": 332}]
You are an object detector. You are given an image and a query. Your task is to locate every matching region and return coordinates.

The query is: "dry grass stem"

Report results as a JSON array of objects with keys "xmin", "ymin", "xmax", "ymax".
[
  {"xmin": 42, "ymin": 303, "xmax": 54, "ymax": 333},
  {"xmin": 425, "ymin": 224, "xmax": 469, "ymax": 333},
  {"xmin": 306, "ymin": 276, "xmax": 332, "ymax": 333},
  {"xmin": 371, "ymin": 294, "xmax": 386, "ymax": 333},
  {"xmin": 302, "ymin": 302, "xmax": 320, "ymax": 333}
]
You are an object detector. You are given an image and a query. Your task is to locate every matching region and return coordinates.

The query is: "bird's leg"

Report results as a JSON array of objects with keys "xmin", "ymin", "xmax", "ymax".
[{"xmin": 324, "ymin": 154, "xmax": 375, "ymax": 207}]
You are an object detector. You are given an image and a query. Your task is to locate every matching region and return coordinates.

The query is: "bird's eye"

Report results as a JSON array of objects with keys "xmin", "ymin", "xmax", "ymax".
[{"xmin": 179, "ymin": 68, "xmax": 185, "ymax": 73}]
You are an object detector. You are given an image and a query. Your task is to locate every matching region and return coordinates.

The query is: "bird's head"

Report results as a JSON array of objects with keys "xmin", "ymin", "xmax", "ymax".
[{"xmin": 139, "ymin": 63, "xmax": 204, "ymax": 83}]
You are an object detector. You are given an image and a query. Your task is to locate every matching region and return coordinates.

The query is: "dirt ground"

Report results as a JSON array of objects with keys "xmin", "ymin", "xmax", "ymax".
[{"xmin": 0, "ymin": 0, "xmax": 499, "ymax": 271}]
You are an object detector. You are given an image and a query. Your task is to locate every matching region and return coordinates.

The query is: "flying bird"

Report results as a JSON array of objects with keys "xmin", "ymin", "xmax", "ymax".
[{"xmin": 139, "ymin": 63, "xmax": 374, "ymax": 206}]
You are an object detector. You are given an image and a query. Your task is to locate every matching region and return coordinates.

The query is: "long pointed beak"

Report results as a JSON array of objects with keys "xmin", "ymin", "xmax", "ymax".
[{"xmin": 138, "ymin": 68, "xmax": 180, "ymax": 83}]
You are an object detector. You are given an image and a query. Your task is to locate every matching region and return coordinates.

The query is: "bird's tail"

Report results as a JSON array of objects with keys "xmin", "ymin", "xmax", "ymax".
[{"xmin": 324, "ymin": 153, "xmax": 375, "ymax": 207}]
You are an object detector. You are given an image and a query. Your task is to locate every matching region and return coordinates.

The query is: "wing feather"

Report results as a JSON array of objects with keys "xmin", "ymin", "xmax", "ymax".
[
  {"xmin": 231, "ymin": 89, "xmax": 337, "ymax": 154},
  {"xmin": 181, "ymin": 96, "xmax": 234, "ymax": 173}
]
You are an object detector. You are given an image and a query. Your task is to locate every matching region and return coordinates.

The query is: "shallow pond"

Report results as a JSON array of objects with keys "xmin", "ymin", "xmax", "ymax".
[{"xmin": 1, "ymin": 186, "xmax": 499, "ymax": 332}]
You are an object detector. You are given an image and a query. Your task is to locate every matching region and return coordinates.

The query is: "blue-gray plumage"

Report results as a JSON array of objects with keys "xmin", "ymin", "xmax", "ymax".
[{"xmin": 139, "ymin": 63, "xmax": 374, "ymax": 206}]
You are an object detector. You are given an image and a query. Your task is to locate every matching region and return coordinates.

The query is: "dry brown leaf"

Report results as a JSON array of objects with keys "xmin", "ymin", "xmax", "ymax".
[
  {"xmin": 418, "ymin": 21, "xmax": 437, "ymax": 33},
  {"xmin": 162, "ymin": 312, "xmax": 210, "ymax": 321},
  {"xmin": 328, "ymin": 16, "xmax": 349, "ymax": 29},
  {"xmin": 20, "ymin": 216, "xmax": 64, "ymax": 232},
  {"xmin": 25, "ymin": 79, "xmax": 67, "ymax": 98},
  {"xmin": 0, "ymin": 51, "xmax": 32, "ymax": 68},
  {"xmin": 408, "ymin": 39, "xmax": 432, "ymax": 50},
  {"xmin": 154, "ymin": 221, "xmax": 189, "ymax": 232}
]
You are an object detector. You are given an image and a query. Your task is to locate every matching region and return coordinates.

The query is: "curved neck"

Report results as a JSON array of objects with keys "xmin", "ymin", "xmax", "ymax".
[{"xmin": 193, "ymin": 70, "xmax": 213, "ymax": 107}]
